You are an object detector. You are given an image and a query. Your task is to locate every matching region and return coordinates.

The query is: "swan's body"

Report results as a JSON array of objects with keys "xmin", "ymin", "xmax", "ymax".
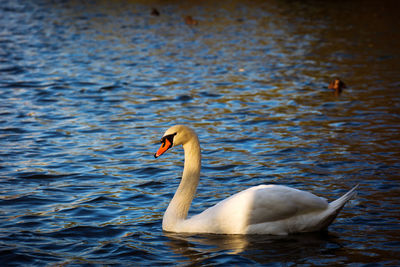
[{"xmin": 155, "ymin": 125, "xmax": 357, "ymax": 235}]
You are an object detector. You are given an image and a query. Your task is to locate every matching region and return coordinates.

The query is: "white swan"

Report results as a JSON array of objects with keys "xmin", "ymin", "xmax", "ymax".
[{"xmin": 154, "ymin": 125, "xmax": 358, "ymax": 235}]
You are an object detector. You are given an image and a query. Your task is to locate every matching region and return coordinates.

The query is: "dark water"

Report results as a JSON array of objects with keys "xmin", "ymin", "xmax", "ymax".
[{"xmin": 1, "ymin": 0, "xmax": 400, "ymax": 265}]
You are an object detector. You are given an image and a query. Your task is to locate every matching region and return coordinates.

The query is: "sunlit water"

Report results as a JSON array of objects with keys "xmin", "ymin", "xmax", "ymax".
[{"xmin": 1, "ymin": 0, "xmax": 400, "ymax": 265}]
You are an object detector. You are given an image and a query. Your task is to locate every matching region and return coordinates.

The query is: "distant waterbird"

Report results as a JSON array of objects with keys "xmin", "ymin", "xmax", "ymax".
[{"xmin": 328, "ymin": 78, "xmax": 346, "ymax": 95}]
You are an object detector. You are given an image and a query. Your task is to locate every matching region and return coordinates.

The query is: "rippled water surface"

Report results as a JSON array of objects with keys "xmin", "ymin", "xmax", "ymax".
[{"xmin": 1, "ymin": 0, "xmax": 400, "ymax": 265}]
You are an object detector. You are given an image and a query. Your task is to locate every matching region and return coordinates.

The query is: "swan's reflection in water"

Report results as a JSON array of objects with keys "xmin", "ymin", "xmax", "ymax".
[
  {"xmin": 164, "ymin": 231, "xmax": 341, "ymax": 265},
  {"xmin": 165, "ymin": 232, "xmax": 249, "ymax": 255}
]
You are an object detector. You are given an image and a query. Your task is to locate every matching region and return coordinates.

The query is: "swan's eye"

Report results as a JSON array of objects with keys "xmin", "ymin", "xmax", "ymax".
[{"xmin": 160, "ymin": 132, "xmax": 177, "ymax": 146}]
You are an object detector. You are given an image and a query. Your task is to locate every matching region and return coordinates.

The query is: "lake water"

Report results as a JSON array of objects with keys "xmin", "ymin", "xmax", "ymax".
[{"xmin": 1, "ymin": 0, "xmax": 399, "ymax": 265}]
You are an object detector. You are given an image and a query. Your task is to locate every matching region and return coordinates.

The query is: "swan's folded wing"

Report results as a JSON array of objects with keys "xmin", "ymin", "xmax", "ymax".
[
  {"xmin": 248, "ymin": 185, "xmax": 328, "ymax": 225},
  {"xmin": 186, "ymin": 184, "xmax": 328, "ymax": 234}
]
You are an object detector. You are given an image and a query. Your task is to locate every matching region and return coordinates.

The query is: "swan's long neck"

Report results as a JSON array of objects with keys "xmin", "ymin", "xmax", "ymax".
[{"xmin": 163, "ymin": 136, "xmax": 201, "ymax": 230}]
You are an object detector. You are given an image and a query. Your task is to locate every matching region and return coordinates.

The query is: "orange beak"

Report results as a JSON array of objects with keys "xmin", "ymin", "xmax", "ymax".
[{"xmin": 154, "ymin": 138, "xmax": 172, "ymax": 158}]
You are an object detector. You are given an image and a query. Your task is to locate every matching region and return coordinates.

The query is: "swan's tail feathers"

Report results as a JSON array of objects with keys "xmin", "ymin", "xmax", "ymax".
[
  {"xmin": 319, "ymin": 185, "xmax": 359, "ymax": 230},
  {"xmin": 330, "ymin": 184, "xmax": 358, "ymax": 211}
]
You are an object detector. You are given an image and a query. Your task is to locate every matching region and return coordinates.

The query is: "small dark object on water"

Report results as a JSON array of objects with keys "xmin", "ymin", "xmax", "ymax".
[
  {"xmin": 328, "ymin": 78, "xmax": 346, "ymax": 95},
  {"xmin": 151, "ymin": 8, "xmax": 160, "ymax": 16},
  {"xmin": 185, "ymin": 16, "xmax": 198, "ymax": 25}
]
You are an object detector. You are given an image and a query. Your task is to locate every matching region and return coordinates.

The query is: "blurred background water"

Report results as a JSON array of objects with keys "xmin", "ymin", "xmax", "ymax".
[{"xmin": 1, "ymin": 0, "xmax": 399, "ymax": 265}]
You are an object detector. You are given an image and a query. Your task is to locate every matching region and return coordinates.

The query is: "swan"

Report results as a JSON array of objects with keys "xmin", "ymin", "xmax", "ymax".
[{"xmin": 154, "ymin": 125, "xmax": 358, "ymax": 235}]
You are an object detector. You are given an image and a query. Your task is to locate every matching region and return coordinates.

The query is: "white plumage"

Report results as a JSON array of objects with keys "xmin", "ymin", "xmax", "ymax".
[{"xmin": 154, "ymin": 125, "xmax": 357, "ymax": 235}]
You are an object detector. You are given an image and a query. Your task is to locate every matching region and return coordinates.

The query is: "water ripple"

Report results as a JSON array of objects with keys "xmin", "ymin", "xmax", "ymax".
[{"xmin": 0, "ymin": 0, "xmax": 399, "ymax": 266}]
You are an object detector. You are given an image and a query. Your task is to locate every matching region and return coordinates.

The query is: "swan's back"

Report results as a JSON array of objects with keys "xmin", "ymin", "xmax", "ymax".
[{"xmin": 178, "ymin": 185, "xmax": 338, "ymax": 235}]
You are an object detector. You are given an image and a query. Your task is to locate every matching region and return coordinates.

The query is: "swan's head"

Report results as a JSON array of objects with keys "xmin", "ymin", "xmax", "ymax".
[{"xmin": 154, "ymin": 125, "xmax": 196, "ymax": 158}]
